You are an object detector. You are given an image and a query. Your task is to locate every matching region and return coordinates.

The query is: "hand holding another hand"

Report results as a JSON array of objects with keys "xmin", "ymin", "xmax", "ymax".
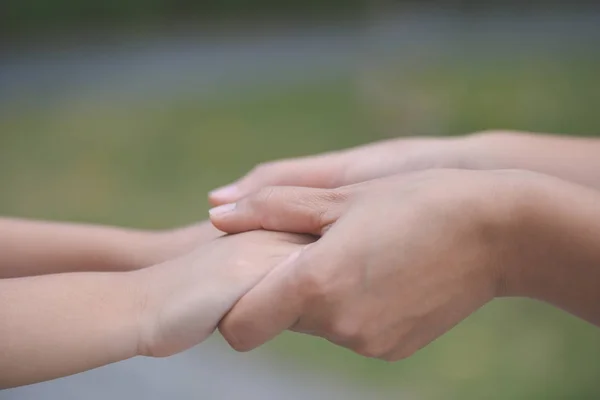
[
  {"xmin": 211, "ymin": 170, "xmax": 518, "ymax": 360},
  {"xmin": 212, "ymin": 169, "xmax": 600, "ymax": 360}
]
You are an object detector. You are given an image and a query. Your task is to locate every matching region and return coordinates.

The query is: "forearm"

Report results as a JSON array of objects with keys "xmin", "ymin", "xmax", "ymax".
[
  {"xmin": 0, "ymin": 230, "xmax": 287, "ymax": 388},
  {"xmin": 468, "ymin": 131, "xmax": 600, "ymax": 190},
  {"xmin": 0, "ymin": 218, "xmax": 157, "ymax": 278},
  {"xmin": 502, "ymin": 173, "xmax": 600, "ymax": 325},
  {"xmin": 0, "ymin": 271, "xmax": 142, "ymax": 388}
]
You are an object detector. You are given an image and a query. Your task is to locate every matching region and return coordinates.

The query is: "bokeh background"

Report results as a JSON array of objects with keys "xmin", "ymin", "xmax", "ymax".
[{"xmin": 2, "ymin": 2, "xmax": 600, "ymax": 399}]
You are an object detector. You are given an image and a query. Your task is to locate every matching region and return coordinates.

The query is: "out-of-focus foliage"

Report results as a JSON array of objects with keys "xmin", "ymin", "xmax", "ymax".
[
  {"xmin": 2, "ymin": 1, "xmax": 597, "ymax": 38},
  {"xmin": 1, "ymin": 0, "xmax": 364, "ymax": 37}
]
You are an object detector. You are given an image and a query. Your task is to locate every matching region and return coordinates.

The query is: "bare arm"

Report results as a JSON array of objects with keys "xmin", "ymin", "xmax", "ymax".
[
  {"xmin": 467, "ymin": 131, "xmax": 600, "ymax": 190},
  {"xmin": 0, "ymin": 231, "xmax": 311, "ymax": 388},
  {"xmin": 0, "ymin": 218, "xmax": 222, "ymax": 278},
  {"xmin": 0, "ymin": 272, "xmax": 141, "ymax": 388},
  {"xmin": 500, "ymin": 171, "xmax": 600, "ymax": 325}
]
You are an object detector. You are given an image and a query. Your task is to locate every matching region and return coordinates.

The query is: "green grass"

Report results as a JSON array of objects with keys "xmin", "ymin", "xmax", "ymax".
[{"xmin": 1, "ymin": 55, "xmax": 600, "ymax": 399}]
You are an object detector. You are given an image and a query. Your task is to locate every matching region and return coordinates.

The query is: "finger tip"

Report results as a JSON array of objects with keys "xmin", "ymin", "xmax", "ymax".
[
  {"xmin": 209, "ymin": 184, "xmax": 241, "ymax": 204},
  {"xmin": 218, "ymin": 320, "xmax": 258, "ymax": 352},
  {"xmin": 208, "ymin": 206, "xmax": 239, "ymax": 234},
  {"xmin": 208, "ymin": 202, "xmax": 236, "ymax": 217},
  {"xmin": 208, "ymin": 196, "xmax": 222, "ymax": 207}
]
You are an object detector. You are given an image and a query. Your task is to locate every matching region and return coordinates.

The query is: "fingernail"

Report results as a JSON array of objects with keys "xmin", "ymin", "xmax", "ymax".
[
  {"xmin": 209, "ymin": 184, "xmax": 240, "ymax": 201},
  {"xmin": 209, "ymin": 203, "xmax": 237, "ymax": 217}
]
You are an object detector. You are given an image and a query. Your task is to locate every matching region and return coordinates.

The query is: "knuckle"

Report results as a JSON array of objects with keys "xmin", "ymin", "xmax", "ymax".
[
  {"xmin": 305, "ymin": 189, "xmax": 346, "ymax": 232},
  {"xmin": 294, "ymin": 260, "xmax": 329, "ymax": 305},
  {"xmin": 250, "ymin": 186, "xmax": 280, "ymax": 228},
  {"xmin": 218, "ymin": 314, "xmax": 254, "ymax": 353},
  {"xmin": 248, "ymin": 186, "xmax": 278, "ymax": 214},
  {"xmin": 224, "ymin": 335, "xmax": 252, "ymax": 353},
  {"xmin": 309, "ymin": 208, "xmax": 329, "ymax": 234},
  {"xmin": 220, "ymin": 325, "xmax": 253, "ymax": 353},
  {"xmin": 328, "ymin": 317, "xmax": 365, "ymax": 344},
  {"xmin": 318, "ymin": 189, "xmax": 348, "ymax": 205},
  {"xmin": 254, "ymin": 186, "xmax": 278, "ymax": 204},
  {"xmin": 297, "ymin": 273, "xmax": 327, "ymax": 305},
  {"xmin": 250, "ymin": 162, "xmax": 274, "ymax": 177},
  {"xmin": 249, "ymin": 160, "xmax": 290, "ymax": 182},
  {"xmin": 353, "ymin": 337, "xmax": 391, "ymax": 359},
  {"xmin": 137, "ymin": 327, "xmax": 164, "ymax": 358},
  {"xmin": 385, "ymin": 343, "xmax": 420, "ymax": 362}
]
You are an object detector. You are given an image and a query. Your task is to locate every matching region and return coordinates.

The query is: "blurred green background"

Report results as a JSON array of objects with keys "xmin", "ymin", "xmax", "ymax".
[{"xmin": 2, "ymin": 2, "xmax": 600, "ymax": 399}]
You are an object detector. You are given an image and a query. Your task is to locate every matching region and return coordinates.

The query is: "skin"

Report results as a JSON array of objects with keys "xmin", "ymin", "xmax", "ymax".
[
  {"xmin": 209, "ymin": 130, "xmax": 600, "ymax": 206},
  {"xmin": 0, "ymin": 229, "xmax": 312, "ymax": 388},
  {"xmin": 210, "ymin": 169, "xmax": 600, "ymax": 360},
  {"xmin": 0, "ymin": 218, "xmax": 223, "ymax": 278}
]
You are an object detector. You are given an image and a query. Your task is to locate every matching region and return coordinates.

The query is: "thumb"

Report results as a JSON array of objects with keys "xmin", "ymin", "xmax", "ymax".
[
  {"xmin": 208, "ymin": 156, "xmax": 346, "ymax": 206},
  {"xmin": 209, "ymin": 186, "xmax": 347, "ymax": 236}
]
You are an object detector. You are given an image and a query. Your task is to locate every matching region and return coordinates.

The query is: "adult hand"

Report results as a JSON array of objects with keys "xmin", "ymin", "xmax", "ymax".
[
  {"xmin": 208, "ymin": 135, "xmax": 472, "ymax": 205},
  {"xmin": 212, "ymin": 169, "xmax": 600, "ymax": 360},
  {"xmin": 135, "ymin": 230, "xmax": 313, "ymax": 357},
  {"xmin": 209, "ymin": 130, "xmax": 600, "ymax": 206},
  {"xmin": 211, "ymin": 170, "xmax": 518, "ymax": 360}
]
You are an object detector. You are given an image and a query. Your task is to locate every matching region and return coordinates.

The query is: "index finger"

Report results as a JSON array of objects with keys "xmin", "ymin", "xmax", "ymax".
[
  {"xmin": 209, "ymin": 186, "xmax": 346, "ymax": 236},
  {"xmin": 218, "ymin": 249, "xmax": 306, "ymax": 351}
]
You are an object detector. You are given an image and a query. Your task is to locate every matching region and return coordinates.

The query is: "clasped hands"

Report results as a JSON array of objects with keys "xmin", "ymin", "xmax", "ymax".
[
  {"xmin": 6, "ymin": 131, "xmax": 600, "ymax": 389},
  {"xmin": 141, "ymin": 131, "xmax": 600, "ymax": 361}
]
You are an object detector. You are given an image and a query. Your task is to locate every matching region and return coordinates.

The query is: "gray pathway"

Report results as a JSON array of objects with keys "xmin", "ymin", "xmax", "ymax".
[{"xmin": 3, "ymin": 336, "xmax": 396, "ymax": 400}]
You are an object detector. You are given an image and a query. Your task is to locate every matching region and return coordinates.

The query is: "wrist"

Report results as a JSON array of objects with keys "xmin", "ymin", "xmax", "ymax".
[
  {"xmin": 109, "ymin": 226, "xmax": 195, "ymax": 270},
  {"xmin": 493, "ymin": 171, "xmax": 562, "ymax": 299},
  {"xmin": 110, "ymin": 229, "xmax": 163, "ymax": 271},
  {"xmin": 129, "ymin": 253, "xmax": 219, "ymax": 357},
  {"xmin": 462, "ymin": 169, "xmax": 566, "ymax": 300},
  {"xmin": 127, "ymin": 263, "xmax": 168, "ymax": 357},
  {"xmin": 459, "ymin": 170, "xmax": 533, "ymax": 299},
  {"xmin": 109, "ymin": 271, "xmax": 150, "ymax": 360},
  {"xmin": 480, "ymin": 171, "xmax": 534, "ymax": 298},
  {"xmin": 86, "ymin": 269, "xmax": 156, "ymax": 359},
  {"xmin": 459, "ymin": 130, "xmax": 526, "ymax": 170},
  {"xmin": 134, "ymin": 223, "xmax": 224, "ymax": 268},
  {"xmin": 128, "ymin": 260, "xmax": 178, "ymax": 357},
  {"xmin": 489, "ymin": 171, "xmax": 600, "ymax": 309},
  {"xmin": 392, "ymin": 133, "xmax": 498, "ymax": 172}
]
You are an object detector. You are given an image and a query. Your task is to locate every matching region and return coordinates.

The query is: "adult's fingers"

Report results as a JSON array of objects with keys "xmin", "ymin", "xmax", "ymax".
[
  {"xmin": 209, "ymin": 186, "xmax": 347, "ymax": 236},
  {"xmin": 218, "ymin": 246, "xmax": 317, "ymax": 351},
  {"xmin": 208, "ymin": 155, "xmax": 346, "ymax": 206}
]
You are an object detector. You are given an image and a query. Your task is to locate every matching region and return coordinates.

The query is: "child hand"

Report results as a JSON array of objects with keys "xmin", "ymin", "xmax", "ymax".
[
  {"xmin": 0, "ymin": 228, "xmax": 312, "ymax": 387},
  {"xmin": 133, "ymin": 230, "xmax": 314, "ymax": 357},
  {"xmin": 142, "ymin": 221, "xmax": 225, "ymax": 266}
]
